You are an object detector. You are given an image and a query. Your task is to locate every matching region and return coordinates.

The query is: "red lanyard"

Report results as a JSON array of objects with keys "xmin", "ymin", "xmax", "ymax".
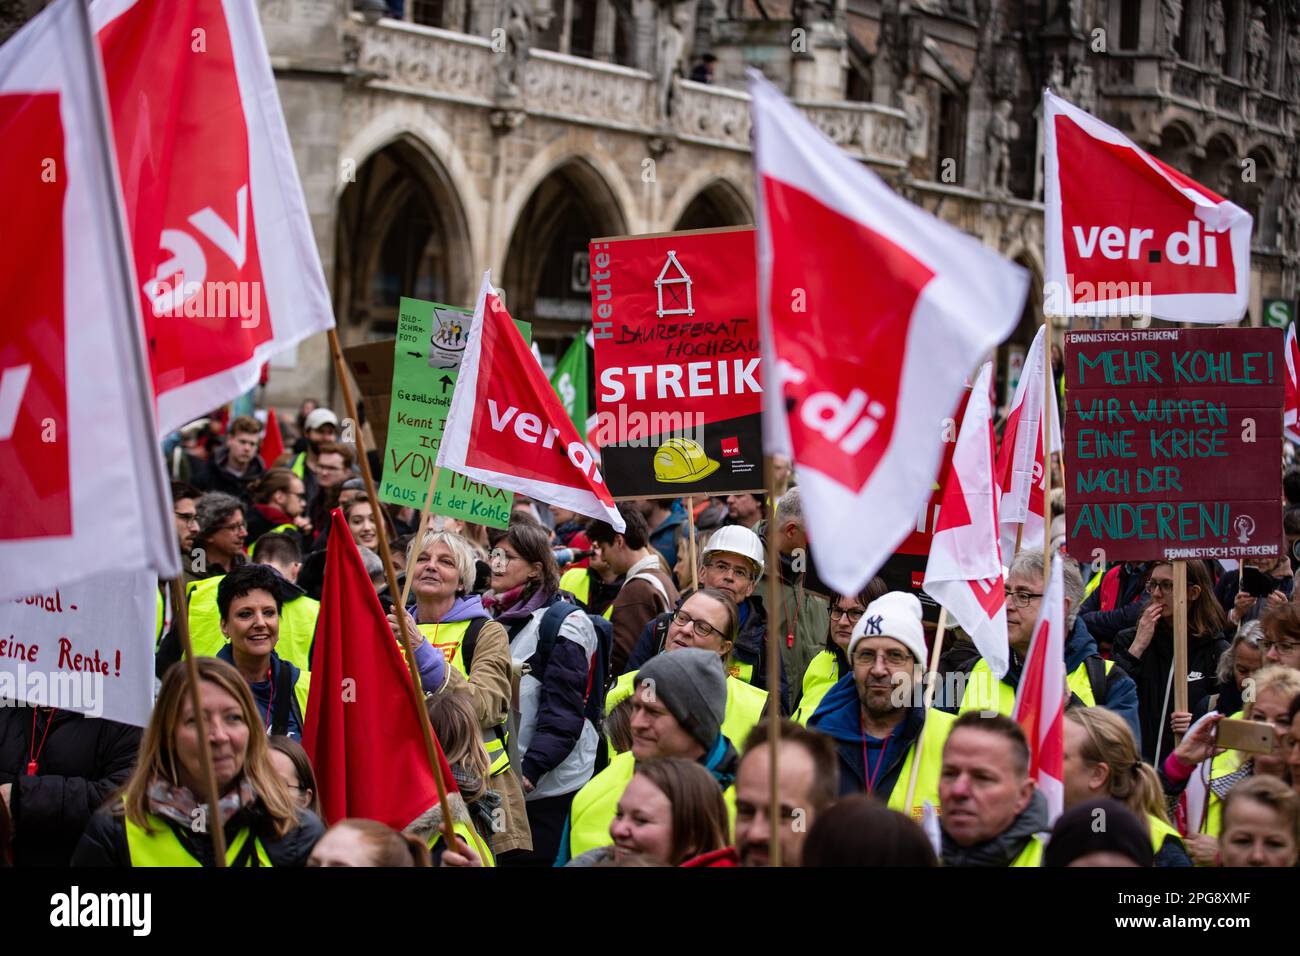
[
  {"xmin": 27, "ymin": 708, "xmax": 58, "ymax": 775},
  {"xmin": 779, "ymin": 574, "xmax": 802, "ymax": 650},
  {"xmin": 860, "ymin": 712, "xmax": 894, "ymax": 796},
  {"xmin": 262, "ymin": 666, "xmax": 274, "ymax": 732}
]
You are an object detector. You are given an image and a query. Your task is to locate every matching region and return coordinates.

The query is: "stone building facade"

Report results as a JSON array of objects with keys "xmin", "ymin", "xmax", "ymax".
[{"xmin": 2, "ymin": 0, "xmax": 1297, "ymax": 411}]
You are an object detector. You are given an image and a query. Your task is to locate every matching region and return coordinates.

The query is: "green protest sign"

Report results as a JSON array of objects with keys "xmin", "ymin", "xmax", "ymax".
[
  {"xmin": 378, "ymin": 297, "xmax": 529, "ymax": 528},
  {"xmin": 550, "ymin": 332, "xmax": 588, "ymax": 441}
]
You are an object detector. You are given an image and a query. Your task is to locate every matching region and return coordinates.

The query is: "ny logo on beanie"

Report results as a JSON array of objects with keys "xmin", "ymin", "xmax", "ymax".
[{"xmin": 864, "ymin": 614, "xmax": 883, "ymax": 635}]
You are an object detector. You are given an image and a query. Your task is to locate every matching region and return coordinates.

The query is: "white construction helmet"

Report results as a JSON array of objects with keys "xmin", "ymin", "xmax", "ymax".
[{"xmin": 701, "ymin": 524, "xmax": 765, "ymax": 577}]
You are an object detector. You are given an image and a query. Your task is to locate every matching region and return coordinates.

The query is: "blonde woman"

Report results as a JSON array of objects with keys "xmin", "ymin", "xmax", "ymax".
[
  {"xmin": 72, "ymin": 658, "xmax": 323, "ymax": 866},
  {"xmin": 1062, "ymin": 707, "xmax": 1189, "ymax": 866}
]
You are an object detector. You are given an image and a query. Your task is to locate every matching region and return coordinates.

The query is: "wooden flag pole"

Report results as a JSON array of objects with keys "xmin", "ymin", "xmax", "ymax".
[
  {"xmin": 170, "ymin": 577, "xmax": 229, "ymax": 867},
  {"xmin": 1172, "ymin": 559, "xmax": 1189, "ymax": 745},
  {"xmin": 327, "ymin": 328, "xmax": 457, "ymax": 851},
  {"xmin": 902, "ymin": 606, "xmax": 947, "ymax": 819},
  {"xmin": 762, "ymin": 456, "xmax": 783, "ymax": 867},
  {"xmin": 687, "ymin": 495, "xmax": 699, "ymax": 594}
]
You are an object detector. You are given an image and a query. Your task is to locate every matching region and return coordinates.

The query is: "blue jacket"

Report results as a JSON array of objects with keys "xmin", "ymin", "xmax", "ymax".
[
  {"xmin": 647, "ymin": 501, "xmax": 687, "ymax": 572},
  {"xmin": 216, "ymin": 644, "xmax": 303, "ymax": 740},
  {"xmin": 807, "ymin": 673, "xmax": 924, "ymax": 800}
]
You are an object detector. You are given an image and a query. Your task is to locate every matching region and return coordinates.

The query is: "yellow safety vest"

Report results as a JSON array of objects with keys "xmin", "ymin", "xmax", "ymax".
[
  {"xmin": 124, "ymin": 810, "xmax": 272, "ymax": 867},
  {"xmin": 1009, "ymin": 835, "xmax": 1045, "ymax": 867},
  {"xmin": 186, "ymin": 576, "xmax": 318, "ymax": 674},
  {"xmin": 793, "ymin": 649, "xmax": 840, "ymax": 725},
  {"xmin": 606, "ymin": 667, "xmax": 767, "ymax": 754},
  {"xmin": 290, "ymin": 452, "xmax": 307, "ymax": 479},
  {"xmin": 426, "ymin": 818, "xmax": 497, "ymax": 867},
  {"xmin": 958, "ymin": 655, "xmax": 1116, "ymax": 717},
  {"xmin": 726, "ymin": 657, "xmax": 755, "ymax": 686},
  {"xmin": 559, "ymin": 567, "xmax": 613, "ymax": 621},
  {"xmin": 155, "ymin": 588, "xmax": 166, "ymax": 650},
  {"xmin": 417, "ymin": 620, "xmax": 510, "ymax": 776},
  {"xmin": 1194, "ymin": 711, "xmax": 1248, "ymax": 844},
  {"xmin": 886, "ymin": 709, "xmax": 955, "ymax": 820},
  {"xmin": 1148, "ymin": 813, "xmax": 1184, "ymax": 856},
  {"xmin": 567, "ymin": 750, "xmax": 737, "ymax": 860}
]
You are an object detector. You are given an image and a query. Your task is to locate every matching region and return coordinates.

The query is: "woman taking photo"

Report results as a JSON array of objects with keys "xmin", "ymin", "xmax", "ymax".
[
  {"xmin": 483, "ymin": 518, "xmax": 600, "ymax": 866},
  {"xmin": 1113, "ymin": 559, "xmax": 1229, "ymax": 764},
  {"xmin": 566, "ymin": 758, "xmax": 729, "ymax": 867},
  {"xmin": 72, "ymin": 658, "xmax": 324, "ymax": 866}
]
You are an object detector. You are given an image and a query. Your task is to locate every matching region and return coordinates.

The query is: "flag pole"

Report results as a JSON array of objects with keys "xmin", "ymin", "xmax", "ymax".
[
  {"xmin": 327, "ymin": 328, "xmax": 457, "ymax": 850},
  {"xmin": 687, "ymin": 496, "xmax": 699, "ymax": 593},
  {"xmin": 762, "ymin": 455, "xmax": 783, "ymax": 867},
  {"xmin": 397, "ymin": 464, "xmax": 443, "ymax": 613},
  {"xmin": 902, "ymin": 606, "xmax": 947, "ymax": 818},
  {"xmin": 71, "ymin": 0, "xmax": 230, "ymax": 866},
  {"xmin": 1042, "ymin": 318, "xmax": 1054, "ymax": 592},
  {"xmin": 1172, "ymin": 559, "xmax": 1189, "ymax": 745}
]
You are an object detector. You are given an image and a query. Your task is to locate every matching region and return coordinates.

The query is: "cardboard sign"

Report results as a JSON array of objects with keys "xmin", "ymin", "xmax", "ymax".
[
  {"xmin": 1064, "ymin": 328, "xmax": 1283, "ymax": 562},
  {"xmin": 377, "ymin": 297, "xmax": 529, "ymax": 528},
  {"xmin": 0, "ymin": 570, "xmax": 157, "ymax": 727},
  {"xmin": 590, "ymin": 227, "xmax": 765, "ymax": 498}
]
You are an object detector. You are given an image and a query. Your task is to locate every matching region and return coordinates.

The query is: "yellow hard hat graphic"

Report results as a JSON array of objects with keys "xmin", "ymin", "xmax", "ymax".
[{"xmin": 654, "ymin": 437, "xmax": 721, "ymax": 484}]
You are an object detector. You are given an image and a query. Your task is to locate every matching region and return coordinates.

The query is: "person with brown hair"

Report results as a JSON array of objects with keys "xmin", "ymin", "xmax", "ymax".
[
  {"xmin": 1219, "ymin": 775, "xmax": 1300, "ymax": 867},
  {"xmin": 72, "ymin": 658, "xmax": 323, "ymax": 866},
  {"xmin": 567, "ymin": 758, "xmax": 729, "ymax": 866},
  {"xmin": 1063, "ymin": 707, "xmax": 1190, "ymax": 866},
  {"xmin": 267, "ymin": 736, "xmax": 322, "ymax": 820},
  {"xmin": 208, "ymin": 414, "xmax": 266, "ymax": 500},
  {"xmin": 1259, "ymin": 601, "xmax": 1300, "ymax": 671},
  {"xmin": 1113, "ymin": 559, "xmax": 1229, "ymax": 764},
  {"xmin": 247, "ymin": 467, "xmax": 310, "ymax": 544},
  {"xmin": 308, "ymin": 819, "xmax": 430, "ymax": 867},
  {"xmin": 802, "ymin": 794, "xmax": 938, "ymax": 867}
]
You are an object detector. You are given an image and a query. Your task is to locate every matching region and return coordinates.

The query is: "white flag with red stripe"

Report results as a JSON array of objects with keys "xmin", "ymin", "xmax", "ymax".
[
  {"xmin": 1285, "ymin": 323, "xmax": 1300, "ymax": 445},
  {"xmin": 1044, "ymin": 90, "xmax": 1251, "ymax": 324},
  {"xmin": 0, "ymin": 0, "xmax": 178, "ymax": 601},
  {"xmin": 923, "ymin": 363, "xmax": 1009, "ymax": 678},
  {"xmin": 93, "ymin": 0, "xmax": 334, "ymax": 436},
  {"xmin": 437, "ymin": 274, "xmax": 625, "ymax": 532},
  {"xmin": 1012, "ymin": 552, "xmax": 1066, "ymax": 825},
  {"xmin": 750, "ymin": 71, "xmax": 1027, "ymax": 596},
  {"xmin": 996, "ymin": 324, "xmax": 1061, "ymax": 563}
]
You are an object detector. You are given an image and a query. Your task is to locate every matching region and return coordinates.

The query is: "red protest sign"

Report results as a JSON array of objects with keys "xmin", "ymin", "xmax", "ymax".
[
  {"xmin": 590, "ymin": 226, "xmax": 764, "ymax": 498},
  {"xmin": 1064, "ymin": 328, "xmax": 1283, "ymax": 562}
]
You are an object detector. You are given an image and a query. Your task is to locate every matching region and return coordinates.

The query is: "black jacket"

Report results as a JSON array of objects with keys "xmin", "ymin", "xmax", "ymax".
[
  {"xmin": 206, "ymin": 445, "xmax": 266, "ymax": 503},
  {"xmin": 1113, "ymin": 621, "xmax": 1228, "ymax": 766},
  {"xmin": 72, "ymin": 801, "xmax": 323, "ymax": 867},
  {"xmin": 0, "ymin": 707, "xmax": 141, "ymax": 866}
]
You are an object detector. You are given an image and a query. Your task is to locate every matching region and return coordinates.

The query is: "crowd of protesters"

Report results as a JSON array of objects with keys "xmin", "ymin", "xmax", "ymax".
[{"xmin": 3, "ymin": 403, "xmax": 1300, "ymax": 869}]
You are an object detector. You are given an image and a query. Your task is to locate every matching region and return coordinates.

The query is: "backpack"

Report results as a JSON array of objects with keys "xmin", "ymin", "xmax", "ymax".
[
  {"xmin": 530, "ymin": 594, "xmax": 615, "ymax": 772},
  {"xmin": 1082, "ymin": 654, "xmax": 1123, "ymax": 708}
]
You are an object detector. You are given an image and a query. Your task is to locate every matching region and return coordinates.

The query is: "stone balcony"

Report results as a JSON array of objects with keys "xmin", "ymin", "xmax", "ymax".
[{"xmin": 348, "ymin": 14, "xmax": 908, "ymax": 171}]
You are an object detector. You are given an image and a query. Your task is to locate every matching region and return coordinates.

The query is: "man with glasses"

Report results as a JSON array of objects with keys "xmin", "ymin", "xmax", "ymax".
[
  {"xmin": 958, "ymin": 550, "xmax": 1141, "ymax": 745},
  {"xmin": 807, "ymin": 591, "xmax": 953, "ymax": 814},
  {"xmin": 621, "ymin": 524, "xmax": 789, "ymax": 707}
]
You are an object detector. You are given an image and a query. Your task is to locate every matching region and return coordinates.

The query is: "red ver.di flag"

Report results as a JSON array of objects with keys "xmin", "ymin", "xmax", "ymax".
[
  {"xmin": 1044, "ymin": 89, "xmax": 1252, "ymax": 324},
  {"xmin": 750, "ymin": 71, "xmax": 1027, "ymax": 596},
  {"xmin": 1012, "ymin": 552, "xmax": 1067, "ymax": 825},
  {"xmin": 0, "ymin": 0, "xmax": 177, "ymax": 599},
  {"xmin": 591, "ymin": 227, "xmax": 764, "ymax": 498},
  {"xmin": 438, "ymin": 274, "xmax": 625, "ymax": 531},
  {"xmin": 93, "ymin": 0, "xmax": 334, "ymax": 436},
  {"xmin": 1285, "ymin": 323, "xmax": 1300, "ymax": 446},
  {"xmin": 922, "ymin": 363, "xmax": 1009, "ymax": 679}
]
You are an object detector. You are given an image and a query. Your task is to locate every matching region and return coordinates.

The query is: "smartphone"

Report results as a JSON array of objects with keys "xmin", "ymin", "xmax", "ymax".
[
  {"xmin": 1239, "ymin": 567, "xmax": 1276, "ymax": 599},
  {"xmin": 1216, "ymin": 718, "xmax": 1277, "ymax": 755}
]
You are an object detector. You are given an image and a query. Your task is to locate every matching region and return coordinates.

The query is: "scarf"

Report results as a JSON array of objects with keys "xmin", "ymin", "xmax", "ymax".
[
  {"xmin": 147, "ymin": 777, "xmax": 257, "ymax": 831},
  {"xmin": 483, "ymin": 583, "xmax": 550, "ymax": 623},
  {"xmin": 453, "ymin": 764, "xmax": 503, "ymax": 839}
]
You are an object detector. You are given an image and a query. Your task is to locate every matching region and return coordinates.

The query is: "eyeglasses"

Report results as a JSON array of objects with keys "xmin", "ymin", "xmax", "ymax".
[
  {"xmin": 671, "ymin": 608, "xmax": 722, "ymax": 641},
  {"xmin": 829, "ymin": 606, "xmax": 865, "ymax": 623},
  {"xmin": 1259, "ymin": 638, "xmax": 1300, "ymax": 655},
  {"xmin": 1145, "ymin": 580, "xmax": 1174, "ymax": 595},
  {"xmin": 1004, "ymin": 589, "xmax": 1043, "ymax": 608},
  {"xmin": 174, "ymin": 511, "xmax": 199, "ymax": 527},
  {"xmin": 853, "ymin": 648, "xmax": 913, "ymax": 668},
  {"xmin": 219, "ymin": 521, "xmax": 247, "ymax": 533},
  {"xmin": 705, "ymin": 559, "xmax": 754, "ymax": 582}
]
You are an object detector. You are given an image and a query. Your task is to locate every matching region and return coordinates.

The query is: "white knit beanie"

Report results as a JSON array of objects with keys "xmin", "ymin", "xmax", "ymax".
[{"xmin": 847, "ymin": 591, "xmax": 926, "ymax": 665}]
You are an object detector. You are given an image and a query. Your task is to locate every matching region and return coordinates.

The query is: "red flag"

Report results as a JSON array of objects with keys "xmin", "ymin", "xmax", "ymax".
[
  {"xmin": 922, "ymin": 363, "xmax": 1009, "ymax": 678},
  {"xmin": 1012, "ymin": 552, "xmax": 1066, "ymax": 825},
  {"xmin": 94, "ymin": 0, "xmax": 334, "ymax": 436},
  {"xmin": 437, "ymin": 274, "xmax": 625, "ymax": 532},
  {"xmin": 303, "ymin": 508, "xmax": 454, "ymax": 829},
  {"xmin": 1285, "ymin": 323, "xmax": 1300, "ymax": 446},
  {"xmin": 750, "ymin": 70, "xmax": 1026, "ymax": 596},
  {"xmin": 1044, "ymin": 90, "xmax": 1251, "ymax": 324},
  {"xmin": 260, "ymin": 407, "xmax": 285, "ymax": 469},
  {"xmin": 0, "ymin": 0, "xmax": 177, "ymax": 599},
  {"xmin": 996, "ymin": 324, "xmax": 1061, "ymax": 562}
]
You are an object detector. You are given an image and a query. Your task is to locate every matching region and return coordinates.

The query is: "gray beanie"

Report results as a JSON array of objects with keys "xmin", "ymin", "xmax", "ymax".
[{"xmin": 637, "ymin": 648, "xmax": 727, "ymax": 751}]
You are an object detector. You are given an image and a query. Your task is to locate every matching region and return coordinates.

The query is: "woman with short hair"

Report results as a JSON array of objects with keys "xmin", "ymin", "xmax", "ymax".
[{"xmin": 72, "ymin": 658, "xmax": 324, "ymax": 866}]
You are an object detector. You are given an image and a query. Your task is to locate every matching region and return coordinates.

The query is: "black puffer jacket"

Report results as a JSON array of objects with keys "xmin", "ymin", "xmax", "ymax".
[
  {"xmin": 0, "ymin": 707, "xmax": 141, "ymax": 866},
  {"xmin": 71, "ymin": 800, "xmax": 324, "ymax": 867}
]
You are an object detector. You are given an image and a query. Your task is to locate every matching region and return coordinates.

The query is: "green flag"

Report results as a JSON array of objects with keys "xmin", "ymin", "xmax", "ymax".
[{"xmin": 550, "ymin": 333, "xmax": 588, "ymax": 441}]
